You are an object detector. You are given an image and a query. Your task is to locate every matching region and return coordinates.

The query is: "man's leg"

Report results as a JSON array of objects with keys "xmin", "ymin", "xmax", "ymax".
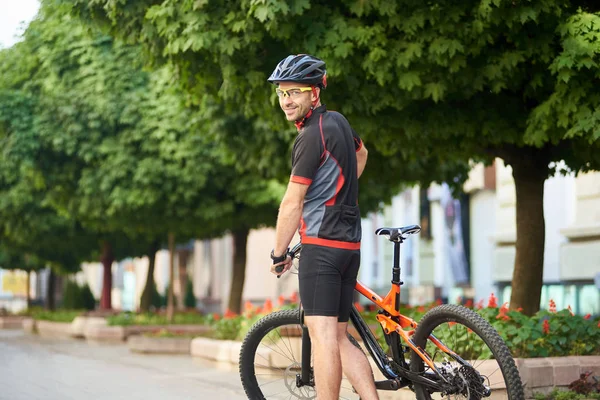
[
  {"xmin": 338, "ymin": 322, "xmax": 379, "ymax": 400},
  {"xmin": 304, "ymin": 315, "xmax": 342, "ymax": 400}
]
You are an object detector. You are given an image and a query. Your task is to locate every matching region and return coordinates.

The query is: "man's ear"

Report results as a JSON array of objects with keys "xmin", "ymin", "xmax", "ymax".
[{"xmin": 311, "ymin": 87, "xmax": 320, "ymax": 102}]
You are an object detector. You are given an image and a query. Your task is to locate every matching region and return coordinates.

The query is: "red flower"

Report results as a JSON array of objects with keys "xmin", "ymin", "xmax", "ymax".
[
  {"xmin": 475, "ymin": 299, "xmax": 484, "ymax": 310},
  {"xmin": 224, "ymin": 309, "xmax": 237, "ymax": 319},
  {"xmin": 436, "ymin": 298, "xmax": 443, "ymax": 306},
  {"xmin": 277, "ymin": 295, "xmax": 286, "ymax": 307},
  {"xmin": 516, "ymin": 307, "xmax": 523, "ymax": 313},
  {"xmin": 543, "ymin": 320, "xmax": 550, "ymax": 335},
  {"xmin": 354, "ymin": 302, "xmax": 364, "ymax": 313},
  {"xmin": 549, "ymin": 299, "xmax": 556, "ymax": 313},
  {"xmin": 417, "ymin": 306, "xmax": 426, "ymax": 313},
  {"xmin": 487, "ymin": 293, "xmax": 498, "ymax": 308},
  {"xmin": 262, "ymin": 298, "xmax": 273, "ymax": 314},
  {"xmin": 496, "ymin": 302, "xmax": 510, "ymax": 321},
  {"xmin": 212, "ymin": 312, "xmax": 221, "ymax": 321},
  {"xmin": 567, "ymin": 305, "xmax": 574, "ymax": 316},
  {"xmin": 289, "ymin": 292, "xmax": 299, "ymax": 304},
  {"xmin": 465, "ymin": 299, "xmax": 473, "ymax": 308},
  {"xmin": 584, "ymin": 314, "xmax": 591, "ymax": 320}
]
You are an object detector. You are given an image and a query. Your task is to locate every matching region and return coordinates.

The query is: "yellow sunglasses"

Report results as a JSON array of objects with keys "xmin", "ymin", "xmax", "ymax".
[{"xmin": 275, "ymin": 87, "xmax": 313, "ymax": 98}]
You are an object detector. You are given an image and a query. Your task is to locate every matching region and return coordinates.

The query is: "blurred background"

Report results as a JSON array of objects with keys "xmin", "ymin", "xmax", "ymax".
[{"xmin": 0, "ymin": 0, "xmax": 599, "ymax": 320}]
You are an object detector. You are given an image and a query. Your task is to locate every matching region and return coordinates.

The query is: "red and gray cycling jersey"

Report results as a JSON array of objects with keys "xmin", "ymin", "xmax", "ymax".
[{"xmin": 290, "ymin": 105, "xmax": 362, "ymax": 250}]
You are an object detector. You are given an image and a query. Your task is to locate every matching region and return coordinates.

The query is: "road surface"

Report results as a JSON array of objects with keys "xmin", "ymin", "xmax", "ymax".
[{"xmin": 0, "ymin": 329, "xmax": 247, "ymax": 400}]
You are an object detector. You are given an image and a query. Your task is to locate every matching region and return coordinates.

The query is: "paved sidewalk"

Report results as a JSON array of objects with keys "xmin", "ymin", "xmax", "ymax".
[{"xmin": 0, "ymin": 330, "xmax": 247, "ymax": 400}]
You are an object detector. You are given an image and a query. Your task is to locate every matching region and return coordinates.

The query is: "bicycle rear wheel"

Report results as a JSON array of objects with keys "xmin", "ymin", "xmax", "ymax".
[
  {"xmin": 409, "ymin": 304, "xmax": 524, "ymax": 399},
  {"xmin": 239, "ymin": 309, "xmax": 363, "ymax": 399}
]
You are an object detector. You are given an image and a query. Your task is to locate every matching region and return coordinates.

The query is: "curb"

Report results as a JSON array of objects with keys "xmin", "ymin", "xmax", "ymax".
[
  {"xmin": 128, "ymin": 336, "xmax": 192, "ymax": 354},
  {"xmin": 36, "ymin": 320, "xmax": 73, "ymax": 338},
  {"xmin": 518, "ymin": 355, "xmax": 600, "ymax": 398},
  {"xmin": 189, "ymin": 336, "xmax": 600, "ymax": 398},
  {"xmin": 0, "ymin": 316, "xmax": 27, "ymax": 329}
]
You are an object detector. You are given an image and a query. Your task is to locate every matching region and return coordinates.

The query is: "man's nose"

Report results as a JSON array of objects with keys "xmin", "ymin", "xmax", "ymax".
[{"xmin": 282, "ymin": 95, "xmax": 294, "ymax": 106}]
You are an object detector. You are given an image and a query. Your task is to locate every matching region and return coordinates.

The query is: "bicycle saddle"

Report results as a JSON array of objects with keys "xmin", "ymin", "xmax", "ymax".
[{"xmin": 376, "ymin": 224, "xmax": 421, "ymax": 242}]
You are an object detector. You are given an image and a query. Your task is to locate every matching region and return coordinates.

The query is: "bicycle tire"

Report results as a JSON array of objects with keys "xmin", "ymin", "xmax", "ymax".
[
  {"xmin": 409, "ymin": 304, "xmax": 524, "ymax": 400},
  {"xmin": 239, "ymin": 309, "xmax": 364, "ymax": 399}
]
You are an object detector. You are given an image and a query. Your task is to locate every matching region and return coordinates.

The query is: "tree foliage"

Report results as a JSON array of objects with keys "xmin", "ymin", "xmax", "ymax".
[
  {"xmin": 1, "ymin": 0, "xmax": 296, "ymax": 313},
  {"xmin": 66, "ymin": 0, "xmax": 600, "ymax": 314}
]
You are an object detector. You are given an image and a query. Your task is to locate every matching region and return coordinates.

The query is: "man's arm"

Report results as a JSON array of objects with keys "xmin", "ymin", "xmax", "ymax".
[
  {"xmin": 357, "ymin": 144, "xmax": 368, "ymax": 178},
  {"xmin": 273, "ymin": 181, "xmax": 309, "ymax": 256}
]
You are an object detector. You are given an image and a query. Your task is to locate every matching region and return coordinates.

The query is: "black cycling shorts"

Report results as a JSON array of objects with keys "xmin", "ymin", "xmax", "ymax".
[{"xmin": 298, "ymin": 244, "xmax": 360, "ymax": 322}]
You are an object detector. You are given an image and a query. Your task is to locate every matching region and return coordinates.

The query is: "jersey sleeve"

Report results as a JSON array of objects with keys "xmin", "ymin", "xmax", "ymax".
[
  {"xmin": 351, "ymin": 127, "xmax": 363, "ymax": 152},
  {"xmin": 291, "ymin": 128, "xmax": 323, "ymax": 185}
]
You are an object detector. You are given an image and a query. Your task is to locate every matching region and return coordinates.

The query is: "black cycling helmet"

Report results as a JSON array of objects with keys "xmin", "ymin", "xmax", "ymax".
[{"xmin": 268, "ymin": 54, "xmax": 327, "ymax": 88}]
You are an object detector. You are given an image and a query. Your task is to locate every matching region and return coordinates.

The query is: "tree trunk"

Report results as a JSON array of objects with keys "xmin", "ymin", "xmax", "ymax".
[
  {"xmin": 100, "ymin": 241, "xmax": 114, "ymax": 310},
  {"xmin": 166, "ymin": 233, "xmax": 175, "ymax": 323},
  {"xmin": 508, "ymin": 153, "xmax": 548, "ymax": 316},
  {"xmin": 26, "ymin": 271, "xmax": 31, "ymax": 309},
  {"xmin": 46, "ymin": 269, "xmax": 55, "ymax": 311},
  {"xmin": 228, "ymin": 228, "xmax": 249, "ymax": 314},
  {"xmin": 177, "ymin": 248, "xmax": 190, "ymax": 310},
  {"xmin": 140, "ymin": 240, "xmax": 160, "ymax": 312}
]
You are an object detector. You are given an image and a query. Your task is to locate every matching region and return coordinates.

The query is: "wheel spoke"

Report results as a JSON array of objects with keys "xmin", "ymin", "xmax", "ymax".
[{"xmin": 240, "ymin": 309, "xmax": 362, "ymax": 399}]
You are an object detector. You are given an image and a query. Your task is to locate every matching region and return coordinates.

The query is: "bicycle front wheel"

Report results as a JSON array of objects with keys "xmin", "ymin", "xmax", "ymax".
[
  {"xmin": 409, "ymin": 304, "xmax": 524, "ymax": 400},
  {"xmin": 239, "ymin": 309, "xmax": 363, "ymax": 399}
]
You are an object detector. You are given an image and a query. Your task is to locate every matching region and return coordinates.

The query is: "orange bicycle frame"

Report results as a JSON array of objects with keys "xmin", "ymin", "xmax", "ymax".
[{"xmin": 355, "ymin": 280, "xmax": 457, "ymax": 373}]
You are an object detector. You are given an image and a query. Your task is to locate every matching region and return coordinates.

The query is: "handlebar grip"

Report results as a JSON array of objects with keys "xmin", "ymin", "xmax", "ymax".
[{"xmin": 275, "ymin": 264, "xmax": 284, "ymax": 279}]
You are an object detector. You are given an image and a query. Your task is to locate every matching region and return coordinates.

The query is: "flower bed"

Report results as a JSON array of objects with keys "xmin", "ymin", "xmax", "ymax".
[
  {"xmin": 478, "ymin": 296, "xmax": 600, "ymax": 358},
  {"xmin": 25, "ymin": 308, "xmax": 84, "ymax": 323},
  {"xmin": 204, "ymin": 294, "xmax": 600, "ymax": 361}
]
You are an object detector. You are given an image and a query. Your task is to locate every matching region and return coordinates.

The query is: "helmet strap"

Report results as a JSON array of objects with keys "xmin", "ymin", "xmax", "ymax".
[
  {"xmin": 311, "ymin": 86, "xmax": 319, "ymax": 108},
  {"xmin": 294, "ymin": 86, "xmax": 320, "ymax": 131},
  {"xmin": 295, "ymin": 107, "xmax": 313, "ymax": 131}
]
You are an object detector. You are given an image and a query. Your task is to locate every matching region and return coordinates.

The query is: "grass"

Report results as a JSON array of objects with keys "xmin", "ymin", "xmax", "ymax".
[{"xmin": 107, "ymin": 311, "xmax": 209, "ymax": 326}]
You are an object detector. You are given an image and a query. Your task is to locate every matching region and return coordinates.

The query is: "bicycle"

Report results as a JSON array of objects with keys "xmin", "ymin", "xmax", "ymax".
[{"xmin": 239, "ymin": 224, "xmax": 524, "ymax": 399}]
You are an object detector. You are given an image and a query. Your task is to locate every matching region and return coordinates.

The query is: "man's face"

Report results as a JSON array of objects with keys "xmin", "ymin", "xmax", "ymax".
[{"xmin": 277, "ymin": 82, "xmax": 319, "ymax": 121}]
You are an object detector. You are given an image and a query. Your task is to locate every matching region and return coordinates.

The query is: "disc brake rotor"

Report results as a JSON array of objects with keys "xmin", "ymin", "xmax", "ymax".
[{"xmin": 283, "ymin": 363, "xmax": 316, "ymax": 399}]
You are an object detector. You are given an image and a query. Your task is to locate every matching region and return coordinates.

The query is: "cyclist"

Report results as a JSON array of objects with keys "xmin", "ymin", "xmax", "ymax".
[{"xmin": 267, "ymin": 54, "xmax": 376, "ymax": 400}]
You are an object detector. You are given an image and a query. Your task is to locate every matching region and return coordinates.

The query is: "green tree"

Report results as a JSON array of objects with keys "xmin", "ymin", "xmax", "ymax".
[
  {"xmin": 62, "ymin": 279, "xmax": 96, "ymax": 310},
  {"xmin": 0, "ymin": 69, "xmax": 100, "ymax": 310},
  {"xmin": 5, "ymin": 0, "xmax": 289, "ymax": 315},
  {"xmin": 69, "ymin": 0, "xmax": 600, "ymax": 314},
  {"xmin": 184, "ymin": 278, "xmax": 196, "ymax": 309},
  {"xmin": 0, "ymin": 3, "xmax": 155, "ymax": 310}
]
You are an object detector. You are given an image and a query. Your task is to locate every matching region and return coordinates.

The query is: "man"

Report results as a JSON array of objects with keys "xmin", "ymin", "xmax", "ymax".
[{"xmin": 267, "ymin": 54, "xmax": 377, "ymax": 400}]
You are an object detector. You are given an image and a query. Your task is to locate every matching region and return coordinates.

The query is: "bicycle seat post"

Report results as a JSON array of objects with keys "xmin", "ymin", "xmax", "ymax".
[{"xmin": 392, "ymin": 240, "xmax": 403, "ymax": 312}]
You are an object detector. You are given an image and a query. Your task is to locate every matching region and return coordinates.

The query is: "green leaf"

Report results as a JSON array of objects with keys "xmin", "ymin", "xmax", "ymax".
[
  {"xmin": 398, "ymin": 72, "xmax": 422, "ymax": 91},
  {"xmin": 424, "ymin": 82, "xmax": 446, "ymax": 102}
]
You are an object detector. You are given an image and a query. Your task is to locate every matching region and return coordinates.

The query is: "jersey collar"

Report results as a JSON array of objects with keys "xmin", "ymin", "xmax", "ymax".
[{"xmin": 295, "ymin": 105, "xmax": 327, "ymax": 131}]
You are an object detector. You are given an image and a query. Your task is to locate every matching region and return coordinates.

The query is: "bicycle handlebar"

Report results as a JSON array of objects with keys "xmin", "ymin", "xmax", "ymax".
[{"xmin": 274, "ymin": 243, "xmax": 302, "ymax": 278}]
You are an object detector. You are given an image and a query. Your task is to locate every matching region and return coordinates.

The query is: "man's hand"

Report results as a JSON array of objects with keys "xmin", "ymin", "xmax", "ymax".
[{"xmin": 270, "ymin": 255, "xmax": 293, "ymax": 277}]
